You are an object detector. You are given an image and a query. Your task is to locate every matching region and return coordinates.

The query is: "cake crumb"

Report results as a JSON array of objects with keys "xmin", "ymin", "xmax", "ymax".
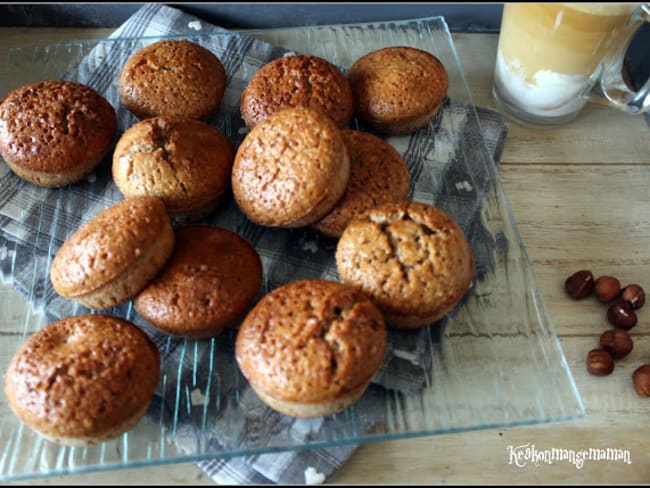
[
  {"xmin": 188, "ymin": 20, "xmax": 202, "ymax": 31},
  {"xmin": 304, "ymin": 466, "xmax": 326, "ymax": 485}
]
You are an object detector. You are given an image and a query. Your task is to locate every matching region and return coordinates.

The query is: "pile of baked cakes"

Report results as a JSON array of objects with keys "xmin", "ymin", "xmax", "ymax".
[{"xmin": 0, "ymin": 39, "xmax": 474, "ymax": 445}]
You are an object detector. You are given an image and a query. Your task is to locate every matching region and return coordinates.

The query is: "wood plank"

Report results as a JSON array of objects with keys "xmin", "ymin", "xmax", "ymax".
[
  {"xmin": 331, "ymin": 335, "xmax": 650, "ymax": 484},
  {"xmin": 500, "ymin": 164, "xmax": 650, "ymax": 336}
]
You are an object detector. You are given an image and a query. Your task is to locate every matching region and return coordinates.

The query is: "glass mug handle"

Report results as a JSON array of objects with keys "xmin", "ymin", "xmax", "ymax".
[{"xmin": 591, "ymin": 3, "xmax": 650, "ymax": 114}]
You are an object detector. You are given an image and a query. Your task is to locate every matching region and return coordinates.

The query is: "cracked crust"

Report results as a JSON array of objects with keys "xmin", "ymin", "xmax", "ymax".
[
  {"xmin": 118, "ymin": 39, "xmax": 226, "ymax": 120},
  {"xmin": 0, "ymin": 80, "xmax": 117, "ymax": 187},
  {"xmin": 232, "ymin": 106, "xmax": 350, "ymax": 228},
  {"xmin": 4, "ymin": 314, "xmax": 160, "ymax": 447},
  {"xmin": 312, "ymin": 129, "xmax": 411, "ymax": 239},
  {"xmin": 134, "ymin": 225, "xmax": 263, "ymax": 339},
  {"xmin": 335, "ymin": 201, "xmax": 474, "ymax": 329},
  {"xmin": 112, "ymin": 117, "xmax": 235, "ymax": 220},
  {"xmin": 235, "ymin": 279, "xmax": 386, "ymax": 417},
  {"xmin": 50, "ymin": 196, "xmax": 175, "ymax": 310},
  {"xmin": 241, "ymin": 54, "xmax": 354, "ymax": 129},
  {"xmin": 348, "ymin": 46, "xmax": 449, "ymax": 135}
]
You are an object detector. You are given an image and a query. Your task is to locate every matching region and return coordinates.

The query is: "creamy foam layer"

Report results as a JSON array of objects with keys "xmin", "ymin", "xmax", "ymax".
[{"xmin": 495, "ymin": 50, "xmax": 588, "ymax": 117}]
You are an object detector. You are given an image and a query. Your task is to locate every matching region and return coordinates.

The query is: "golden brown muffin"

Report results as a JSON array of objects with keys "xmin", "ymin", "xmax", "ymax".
[
  {"xmin": 348, "ymin": 46, "xmax": 449, "ymax": 135},
  {"xmin": 112, "ymin": 116, "xmax": 235, "ymax": 222},
  {"xmin": 312, "ymin": 129, "xmax": 411, "ymax": 239},
  {"xmin": 0, "ymin": 80, "xmax": 117, "ymax": 187},
  {"xmin": 4, "ymin": 314, "xmax": 161, "ymax": 447},
  {"xmin": 240, "ymin": 54, "xmax": 354, "ymax": 129},
  {"xmin": 50, "ymin": 196, "xmax": 175, "ymax": 310},
  {"xmin": 118, "ymin": 39, "xmax": 226, "ymax": 120},
  {"xmin": 335, "ymin": 201, "xmax": 474, "ymax": 329},
  {"xmin": 235, "ymin": 279, "xmax": 386, "ymax": 418},
  {"xmin": 134, "ymin": 225, "xmax": 263, "ymax": 339},
  {"xmin": 232, "ymin": 106, "xmax": 349, "ymax": 228}
]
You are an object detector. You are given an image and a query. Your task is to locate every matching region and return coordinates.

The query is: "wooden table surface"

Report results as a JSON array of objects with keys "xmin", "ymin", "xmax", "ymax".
[{"xmin": 2, "ymin": 27, "xmax": 650, "ymax": 485}]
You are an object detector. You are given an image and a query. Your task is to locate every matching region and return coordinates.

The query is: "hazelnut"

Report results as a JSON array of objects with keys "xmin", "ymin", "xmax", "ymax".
[
  {"xmin": 565, "ymin": 270, "xmax": 594, "ymax": 300},
  {"xmin": 632, "ymin": 365, "xmax": 650, "ymax": 397},
  {"xmin": 607, "ymin": 300, "xmax": 638, "ymax": 330},
  {"xmin": 621, "ymin": 284, "xmax": 645, "ymax": 310},
  {"xmin": 586, "ymin": 348, "xmax": 614, "ymax": 376},
  {"xmin": 594, "ymin": 275, "xmax": 621, "ymax": 303},
  {"xmin": 599, "ymin": 329, "xmax": 634, "ymax": 359}
]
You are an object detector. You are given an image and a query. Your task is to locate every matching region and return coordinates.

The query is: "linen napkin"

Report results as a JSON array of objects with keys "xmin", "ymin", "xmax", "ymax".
[{"xmin": 0, "ymin": 3, "xmax": 509, "ymax": 484}]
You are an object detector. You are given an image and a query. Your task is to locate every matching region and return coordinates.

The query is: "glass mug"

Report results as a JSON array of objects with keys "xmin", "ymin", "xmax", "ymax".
[{"xmin": 492, "ymin": 2, "xmax": 650, "ymax": 125}]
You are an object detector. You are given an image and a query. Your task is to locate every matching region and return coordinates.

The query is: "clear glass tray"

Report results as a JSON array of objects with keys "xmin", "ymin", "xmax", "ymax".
[{"xmin": 0, "ymin": 17, "xmax": 585, "ymax": 482}]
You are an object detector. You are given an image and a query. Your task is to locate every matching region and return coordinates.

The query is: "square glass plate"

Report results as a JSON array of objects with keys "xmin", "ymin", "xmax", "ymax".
[{"xmin": 0, "ymin": 17, "xmax": 585, "ymax": 482}]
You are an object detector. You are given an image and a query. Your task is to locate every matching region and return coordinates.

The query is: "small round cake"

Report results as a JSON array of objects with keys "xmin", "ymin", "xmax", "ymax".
[
  {"xmin": 240, "ymin": 54, "xmax": 354, "ymax": 129},
  {"xmin": 347, "ymin": 46, "xmax": 449, "ymax": 135},
  {"xmin": 235, "ymin": 279, "xmax": 386, "ymax": 418},
  {"xmin": 0, "ymin": 80, "xmax": 117, "ymax": 187},
  {"xmin": 335, "ymin": 201, "xmax": 474, "ymax": 329},
  {"xmin": 4, "ymin": 314, "xmax": 161, "ymax": 447},
  {"xmin": 312, "ymin": 129, "xmax": 411, "ymax": 239},
  {"xmin": 134, "ymin": 225, "xmax": 263, "ymax": 339},
  {"xmin": 50, "ymin": 196, "xmax": 175, "ymax": 310},
  {"xmin": 232, "ymin": 106, "xmax": 349, "ymax": 228},
  {"xmin": 112, "ymin": 116, "xmax": 235, "ymax": 221},
  {"xmin": 118, "ymin": 39, "xmax": 227, "ymax": 120}
]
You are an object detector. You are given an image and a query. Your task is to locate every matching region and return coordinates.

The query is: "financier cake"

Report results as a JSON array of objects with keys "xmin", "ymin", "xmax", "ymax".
[
  {"xmin": 118, "ymin": 39, "xmax": 227, "ymax": 120},
  {"xmin": 50, "ymin": 196, "xmax": 175, "ymax": 310},
  {"xmin": 134, "ymin": 225, "xmax": 263, "ymax": 339},
  {"xmin": 232, "ymin": 106, "xmax": 349, "ymax": 228},
  {"xmin": 347, "ymin": 46, "xmax": 449, "ymax": 135},
  {"xmin": 4, "ymin": 314, "xmax": 161, "ymax": 447},
  {"xmin": 312, "ymin": 129, "xmax": 411, "ymax": 239},
  {"xmin": 112, "ymin": 116, "xmax": 235, "ymax": 222},
  {"xmin": 240, "ymin": 54, "xmax": 354, "ymax": 129},
  {"xmin": 235, "ymin": 279, "xmax": 387, "ymax": 418},
  {"xmin": 335, "ymin": 201, "xmax": 474, "ymax": 329},
  {"xmin": 0, "ymin": 80, "xmax": 117, "ymax": 187}
]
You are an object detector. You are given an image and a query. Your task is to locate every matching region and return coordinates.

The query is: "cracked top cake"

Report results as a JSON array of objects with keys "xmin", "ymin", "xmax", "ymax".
[
  {"xmin": 118, "ymin": 39, "xmax": 227, "ymax": 121},
  {"xmin": 112, "ymin": 116, "xmax": 235, "ymax": 222},
  {"xmin": 335, "ymin": 201, "xmax": 475, "ymax": 329},
  {"xmin": 235, "ymin": 279, "xmax": 386, "ymax": 418},
  {"xmin": 0, "ymin": 80, "xmax": 117, "ymax": 187}
]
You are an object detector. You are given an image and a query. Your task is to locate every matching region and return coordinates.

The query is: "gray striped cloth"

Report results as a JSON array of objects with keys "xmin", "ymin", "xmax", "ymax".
[{"xmin": 0, "ymin": 3, "xmax": 508, "ymax": 484}]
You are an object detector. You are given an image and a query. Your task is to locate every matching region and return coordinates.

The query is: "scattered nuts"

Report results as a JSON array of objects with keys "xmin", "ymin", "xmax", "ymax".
[
  {"xmin": 621, "ymin": 284, "xmax": 645, "ymax": 310},
  {"xmin": 606, "ymin": 300, "xmax": 638, "ymax": 330},
  {"xmin": 632, "ymin": 365, "xmax": 650, "ymax": 397},
  {"xmin": 594, "ymin": 275, "xmax": 621, "ymax": 303},
  {"xmin": 586, "ymin": 348, "xmax": 614, "ymax": 376},
  {"xmin": 599, "ymin": 329, "xmax": 634, "ymax": 359},
  {"xmin": 565, "ymin": 270, "xmax": 594, "ymax": 300},
  {"xmin": 566, "ymin": 273, "xmax": 647, "ymax": 394}
]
